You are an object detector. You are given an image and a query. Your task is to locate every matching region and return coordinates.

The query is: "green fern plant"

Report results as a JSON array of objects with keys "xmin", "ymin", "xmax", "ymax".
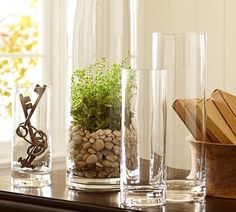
[{"xmin": 71, "ymin": 54, "xmax": 130, "ymax": 132}]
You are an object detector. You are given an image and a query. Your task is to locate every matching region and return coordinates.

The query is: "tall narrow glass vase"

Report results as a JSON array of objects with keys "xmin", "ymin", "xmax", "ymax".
[{"xmin": 152, "ymin": 32, "xmax": 207, "ymax": 202}]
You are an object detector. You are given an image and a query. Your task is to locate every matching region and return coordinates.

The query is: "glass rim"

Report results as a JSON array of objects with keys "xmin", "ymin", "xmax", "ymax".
[
  {"xmin": 194, "ymin": 140, "xmax": 236, "ymax": 147},
  {"xmin": 14, "ymin": 84, "xmax": 52, "ymax": 89},
  {"xmin": 121, "ymin": 68, "xmax": 167, "ymax": 72},
  {"xmin": 152, "ymin": 32, "xmax": 206, "ymax": 37}
]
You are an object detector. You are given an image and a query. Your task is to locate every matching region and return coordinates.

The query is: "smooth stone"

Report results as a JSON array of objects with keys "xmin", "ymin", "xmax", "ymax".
[
  {"xmin": 83, "ymin": 142, "xmax": 91, "ymax": 149},
  {"xmin": 104, "ymin": 142, "xmax": 114, "ymax": 150},
  {"xmin": 104, "ymin": 137, "xmax": 112, "ymax": 142},
  {"xmin": 82, "ymin": 137, "xmax": 88, "ymax": 142},
  {"xmin": 112, "ymin": 139, "xmax": 120, "ymax": 145},
  {"xmin": 105, "ymin": 154, "xmax": 118, "ymax": 162},
  {"xmin": 96, "ymin": 129, "xmax": 104, "ymax": 136},
  {"xmin": 99, "ymin": 134, "xmax": 106, "ymax": 139},
  {"xmin": 92, "ymin": 139, "xmax": 105, "ymax": 151},
  {"xmin": 113, "ymin": 130, "xmax": 121, "ymax": 137},
  {"xmin": 96, "ymin": 152, "xmax": 103, "ymax": 161},
  {"xmin": 83, "ymin": 154, "xmax": 89, "ymax": 161},
  {"xmin": 86, "ymin": 154, "xmax": 98, "ymax": 164},
  {"xmin": 102, "ymin": 160, "xmax": 119, "ymax": 168},
  {"xmin": 89, "ymin": 137, "xmax": 95, "ymax": 143},
  {"xmin": 113, "ymin": 145, "xmax": 120, "ymax": 155},
  {"xmin": 91, "ymin": 132, "xmax": 99, "ymax": 139},
  {"xmin": 78, "ymin": 130, "xmax": 85, "ymax": 136},
  {"xmin": 88, "ymin": 148, "xmax": 96, "ymax": 154},
  {"xmin": 77, "ymin": 161, "xmax": 86, "ymax": 167},
  {"xmin": 101, "ymin": 149, "xmax": 111, "ymax": 156},
  {"xmin": 104, "ymin": 129, "xmax": 112, "ymax": 135},
  {"xmin": 77, "ymin": 154, "xmax": 83, "ymax": 161},
  {"xmin": 80, "ymin": 149, "xmax": 87, "ymax": 155},
  {"xmin": 96, "ymin": 162, "xmax": 103, "ymax": 167}
]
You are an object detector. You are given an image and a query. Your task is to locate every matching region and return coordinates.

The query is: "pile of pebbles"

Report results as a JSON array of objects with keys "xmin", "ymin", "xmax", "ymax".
[
  {"xmin": 69, "ymin": 125, "xmax": 121, "ymax": 178},
  {"xmin": 125, "ymin": 124, "xmax": 138, "ymax": 171}
]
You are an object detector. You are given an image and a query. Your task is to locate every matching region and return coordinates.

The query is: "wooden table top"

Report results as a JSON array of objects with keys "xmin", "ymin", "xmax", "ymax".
[{"xmin": 0, "ymin": 169, "xmax": 235, "ymax": 212}]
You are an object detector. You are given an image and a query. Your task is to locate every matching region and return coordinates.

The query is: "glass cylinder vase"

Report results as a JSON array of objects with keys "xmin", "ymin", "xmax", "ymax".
[
  {"xmin": 120, "ymin": 68, "xmax": 167, "ymax": 208},
  {"xmin": 12, "ymin": 85, "xmax": 52, "ymax": 188},
  {"xmin": 67, "ymin": 0, "xmax": 130, "ymax": 191},
  {"xmin": 152, "ymin": 32, "xmax": 207, "ymax": 202}
]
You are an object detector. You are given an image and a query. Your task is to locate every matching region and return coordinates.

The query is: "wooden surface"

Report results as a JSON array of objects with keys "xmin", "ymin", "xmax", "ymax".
[
  {"xmin": 206, "ymin": 142, "xmax": 236, "ymax": 199},
  {"xmin": 0, "ymin": 169, "xmax": 235, "ymax": 212}
]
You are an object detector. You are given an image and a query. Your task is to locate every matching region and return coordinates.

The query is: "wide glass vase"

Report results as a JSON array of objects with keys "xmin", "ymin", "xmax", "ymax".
[{"xmin": 67, "ymin": 0, "xmax": 130, "ymax": 191}]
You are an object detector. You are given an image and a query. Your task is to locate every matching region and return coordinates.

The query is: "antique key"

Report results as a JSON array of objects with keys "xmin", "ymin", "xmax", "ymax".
[
  {"xmin": 18, "ymin": 133, "xmax": 47, "ymax": 169},
  {"xmin": 16, "ymin": 85, "xmax": 48, "ymax": 169},
  {"xmin": 18, "ymin": 94, "xmax": 36, "ymax": 145},
  {"xmin": 24, "ymin": 85, "xmax": 47, "ymax": 126},
  {"xmin": 18, "ymin": 85, "xmax": 47, "ymax": 144}
]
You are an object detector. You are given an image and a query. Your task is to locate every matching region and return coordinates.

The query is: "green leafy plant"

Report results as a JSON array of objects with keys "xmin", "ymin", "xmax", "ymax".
[{"xmin": 71, "ymin": 54, "xmax": 130, "ymax": 132}]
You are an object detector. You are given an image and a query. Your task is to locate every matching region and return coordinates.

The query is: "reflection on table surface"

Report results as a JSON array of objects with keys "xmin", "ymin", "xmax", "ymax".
[{"xmin": 0, "ymin": 169, "xmax": 235, "ymax": 212}]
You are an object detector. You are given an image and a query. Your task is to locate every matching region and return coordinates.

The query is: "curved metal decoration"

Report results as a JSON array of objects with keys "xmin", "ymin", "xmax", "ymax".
[{"xmin": 16, "ymin": 84, "xmax": 48, "ymax": 169}]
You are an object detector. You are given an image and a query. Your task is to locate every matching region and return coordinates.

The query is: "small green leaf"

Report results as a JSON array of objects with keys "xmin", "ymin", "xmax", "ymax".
[{"xmin": 89, "ymin": 107, "xmax": 96, "ymax": 115}]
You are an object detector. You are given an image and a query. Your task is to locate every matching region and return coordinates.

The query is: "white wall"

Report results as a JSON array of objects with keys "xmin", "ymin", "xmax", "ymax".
[
  {"xmin": 143, "ymin": 0, "xmax": 236, "ymax": 96},
  {"xmin": 137, "ymin": 0, "xmax": 236, "ymax": 169}
]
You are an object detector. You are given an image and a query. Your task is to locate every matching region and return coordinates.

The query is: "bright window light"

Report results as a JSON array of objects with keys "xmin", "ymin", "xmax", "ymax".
[{"xmin": 0, "ymin": 0, "xmax": 43, "ymax": 141}]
